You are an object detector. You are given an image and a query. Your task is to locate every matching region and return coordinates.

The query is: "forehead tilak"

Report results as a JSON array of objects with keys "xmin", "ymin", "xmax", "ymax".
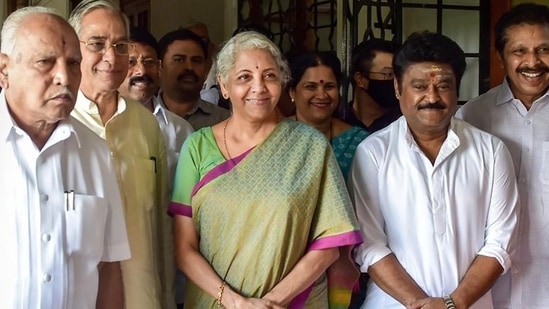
[{"xmin": 420, "ymin": 64, "xmax": 453, "ymax": 79}]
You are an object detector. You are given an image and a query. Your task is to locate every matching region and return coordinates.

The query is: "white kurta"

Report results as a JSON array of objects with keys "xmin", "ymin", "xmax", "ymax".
[
  {"xmin": 457, "ymin": 80, "xmax": 549, "ymax": 309},
  {"xmin": 0, "ymin": 93, "xmax": 130, "ymax": 309},
  {"xmin": 350, "ymin": 117, "xmax": 519, "ymax": 309},
  {"xmin": 150, "ymin": 96, "xmax": 193, "ymax": 188}
]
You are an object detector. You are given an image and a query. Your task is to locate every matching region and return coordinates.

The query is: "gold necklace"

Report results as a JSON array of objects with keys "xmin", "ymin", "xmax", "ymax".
[{"xmin": 223, "ymin": 118, "xmax": 232, "ymax": 160}]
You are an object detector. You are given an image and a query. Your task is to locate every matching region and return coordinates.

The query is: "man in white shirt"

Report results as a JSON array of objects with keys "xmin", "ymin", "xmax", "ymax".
[
  {"xmin": 456, "ymin": 4, "xmax": 549, "ymax": 309},
  {"xmin": 0, "ymin": 6, "xmax": 129, "ymax": 308},
  {"xmin": 350, "ymin": 31, "xmax": 519, "ymax": 309}
]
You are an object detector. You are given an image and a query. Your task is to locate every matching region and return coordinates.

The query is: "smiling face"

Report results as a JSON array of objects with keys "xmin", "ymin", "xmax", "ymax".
[
  {"xmin": 1, "ymin": 13, "xmax": 82, "ymax": 127},
  {"xmin": 218, "ymin": 48, "xmax": 281, "ymax": 122},
  {"xmin": 501, "ymin": 23, "xmax": 549, "ymax": 107},
  {"xmin": 396, "ymin": 62, "xmax": 458, "ymax": 136},
  {"xmin": 119, "ymin": 42, "xmax": 160, "ymax": 104},
  {"xmin": 78, "ymin": 8, "xmax": 129, "ymax": 98},
  {"xmin": 290, "ymin": 64, "xmax": 339, "ymax": 125}
]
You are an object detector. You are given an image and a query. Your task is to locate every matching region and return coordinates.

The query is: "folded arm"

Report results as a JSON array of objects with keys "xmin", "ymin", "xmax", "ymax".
[
  {"xmin": 263, "ymin": 247, "xmax": 339, "ymax": 306},
  {"xmin": 448, "ymin": 255, "xmax": 503, "ymax": 308},
  {"xmin": 96, "ymin": 261, "xmax": 124, "ymax": 309},
  {"xmin": 174, "ymin": 215, "xmax": 284, "ymax": 309},
  {"xmin": 368, "ymin": 253, "xmax": 429, "ymax": 308}
]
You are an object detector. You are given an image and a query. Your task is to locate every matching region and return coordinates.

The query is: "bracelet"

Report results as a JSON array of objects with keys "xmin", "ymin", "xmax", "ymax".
[
  {"xmin": 443, "ymin": 295, "xmax": 456, "ymax": 309},
  {"xmin": 215, "ymin": 281, "xmax": 226, "ymax": 307}
]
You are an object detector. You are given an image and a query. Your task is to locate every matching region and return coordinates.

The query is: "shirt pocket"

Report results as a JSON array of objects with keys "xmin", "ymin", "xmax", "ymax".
[
  {"xmin": 65, "ymin": 194, "xmax": 108, "ymax": 259},
  {"xmin": 119, "ymin": 156, "xmax": 157, "ymax": 212}
]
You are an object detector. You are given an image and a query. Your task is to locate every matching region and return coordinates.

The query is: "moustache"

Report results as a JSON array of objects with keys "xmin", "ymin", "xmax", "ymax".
[
  {"xmin": 130, "ymin": 75, "xmax": 154, "ymax": 86},
  {"xmin": 51, "ymin": 89, "xmax": 75, "ymax": 101},
  {"xmin": 418, "ymin": 102, "xmax": 446, "ymax": 110},
  {"xmin": 517, "ymin": 65, "xmax": 549, "ymax": 74},
  {"xmin": 177, "ymin": 71, "xmax": 198, "ymax": 82}
]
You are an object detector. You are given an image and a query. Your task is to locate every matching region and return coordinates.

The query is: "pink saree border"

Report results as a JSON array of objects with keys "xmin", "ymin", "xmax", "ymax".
[
  {"xmin": 168, "ymin": 147, "xmax": 254, "ymax": 217},
  {"xmin": 168, "ymin": 202, "xmax": 192, "ymax": 217},
  {"xmin": 288, "ymin": 231, "xmax": 363, "ymax": 308},
  {"xmin": 309, "ymin": 230, "xmax": 363, "ymax": 251},
  {"xmin": 191, "ymin": 147, "xmax": 254, "ymax": 197}
]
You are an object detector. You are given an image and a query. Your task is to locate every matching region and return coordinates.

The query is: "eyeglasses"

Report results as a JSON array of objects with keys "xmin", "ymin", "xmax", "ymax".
[
  {"xmin": 128, "ymin": 58, "xmax": 161, "ymax": 68},
  {"xmin": 367, "ymin": 71, "xmax": 395, "ymax": 80},
  {"xmin": 80, "ymin": 39, "xmax": 133, "ymax": 55}
]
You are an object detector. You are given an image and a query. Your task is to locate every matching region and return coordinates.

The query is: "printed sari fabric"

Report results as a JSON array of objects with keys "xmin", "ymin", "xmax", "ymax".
[
  {"xmin": 331, "ymin": 126, "xmax": 369, "ymax": 181},
  {"xmin": 169, "ymin": 119, "xmax": 362, "ymax": 309}
]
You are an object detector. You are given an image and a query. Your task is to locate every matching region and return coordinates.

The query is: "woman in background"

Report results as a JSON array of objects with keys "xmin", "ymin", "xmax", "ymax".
[
  {"xmin": 170, "ymin": 32, "xmax": 362, "ymax": 308},
  {"xmin": 289, "ymin": 51, "xmax": 368, "ymax": 181},
  {"xmin": 289, "ymin": 51, "xmax": 368, "ymax": 309}
]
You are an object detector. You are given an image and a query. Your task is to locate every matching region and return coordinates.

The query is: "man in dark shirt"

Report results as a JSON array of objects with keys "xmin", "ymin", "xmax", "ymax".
[{"xmin": 341, "ymin": 38, "xmax": 401, "ymax": 133}]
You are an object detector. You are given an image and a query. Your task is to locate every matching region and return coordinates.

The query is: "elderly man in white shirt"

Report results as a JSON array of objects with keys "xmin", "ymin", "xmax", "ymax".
[
  {"xmin": 350, "ymin": 31, "xmax": 519, "ymax": 309},
  {"xmin": 456, "ymin": 4, "xmax": 549, "ymax": 309},
  {"xmin": 0, "ymin": 6, "xmax": 129, "ymax": 308}
]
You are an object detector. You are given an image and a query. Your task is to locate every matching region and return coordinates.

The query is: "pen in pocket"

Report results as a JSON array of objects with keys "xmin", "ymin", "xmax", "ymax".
[{"xmin": 64, "ymin": 190, "xmax": 75, "ymax": 211}]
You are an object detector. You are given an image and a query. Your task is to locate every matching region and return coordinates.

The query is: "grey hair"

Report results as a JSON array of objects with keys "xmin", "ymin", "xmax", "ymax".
[
  {"xmin": 1, "ymin": 6, "xmax": 60, "ymax": 54},
  {"xmin": 68, "ymin": 0, "xmax": 130, "ymax": 38},
  {"xmin": 216, "ymin": 31, "xmax": 290, "ymax": 87}
]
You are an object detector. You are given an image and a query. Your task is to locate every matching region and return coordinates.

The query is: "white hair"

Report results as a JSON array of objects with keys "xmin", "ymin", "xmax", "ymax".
[
  {"xmin": 1, "ymin": 6, "xmax": 60, "ymax": 54},
  {"xmin": 68, "ymin": 0, "xmax": 129, "ymax": 38},
  {"xmin": 216, "ymin": 31, "xmax": 290, "ymax": 87}
]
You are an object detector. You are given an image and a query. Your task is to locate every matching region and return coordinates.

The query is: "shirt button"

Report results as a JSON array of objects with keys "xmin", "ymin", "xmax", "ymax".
[
  {"xmin": 519, "ymin": 178, "xmax": 527, "ymax": 184},
  {"xmin": 41, "ymin": 194, "xmax": 49, "ymax": 203},
  {"xmin": 42, "ymin": 273, "xmax": 52, "ymax": 282},
  {"xmin": 526, "ymin": 120, "xmax": 532, "ymax": 125},
  {"xmin": 42, "ymin": 234, "xmax": 51, "ymax": 242},
  {"xmin": 513, "ymin": 268, "xmax": 519, "ymax": 274}
]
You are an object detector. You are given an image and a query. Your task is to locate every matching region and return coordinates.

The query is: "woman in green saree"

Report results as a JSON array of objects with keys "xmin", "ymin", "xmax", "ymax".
[{"xmin": 169, "ymin": 31, "xmax": 362, "ymax": 308}]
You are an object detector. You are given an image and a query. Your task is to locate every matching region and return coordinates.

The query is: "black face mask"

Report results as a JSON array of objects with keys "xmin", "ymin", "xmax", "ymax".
[{"xmin": 365, "ymin": 79, "xmax": 400, "ymax": 109}]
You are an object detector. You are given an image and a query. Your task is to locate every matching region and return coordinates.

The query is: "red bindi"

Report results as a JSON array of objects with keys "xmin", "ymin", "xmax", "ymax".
[
  {"xmin": 430, "ymin": 72, "xmax": 436, "ymax": 78},
  {"xmin": 319, "ymin": 79, "xmax": 324, "ymax": 84}
]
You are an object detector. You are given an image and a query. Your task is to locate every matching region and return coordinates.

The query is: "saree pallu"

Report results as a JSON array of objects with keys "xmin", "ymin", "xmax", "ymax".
[
  {"xmin": 328, "ymin": 126, "xmax": 368, "ymax": 309},
  {"xmin": 170, "ymin": 119, "xmax": 362, "ymax": 308}
]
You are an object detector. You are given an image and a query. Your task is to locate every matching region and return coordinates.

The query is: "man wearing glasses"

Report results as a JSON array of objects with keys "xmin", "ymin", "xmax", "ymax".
[
  {"xmin": 68, "ymin": 1, "xmax": 174, "ymax": 308},
  {"xmin": 341, "ymin": 38, "xmax": 401, "ymax": 133}
]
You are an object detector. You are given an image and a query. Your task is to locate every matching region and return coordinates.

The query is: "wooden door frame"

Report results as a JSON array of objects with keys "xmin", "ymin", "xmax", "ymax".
[{"xmin": 489, "ymin": 0, "xmax": 511, "ymax": 88}]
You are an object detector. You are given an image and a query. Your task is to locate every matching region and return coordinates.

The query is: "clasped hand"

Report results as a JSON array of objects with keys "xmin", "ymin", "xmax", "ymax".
[{"xmin": 408, "ymin": 297, "xmax": 450, "ymax": 309}]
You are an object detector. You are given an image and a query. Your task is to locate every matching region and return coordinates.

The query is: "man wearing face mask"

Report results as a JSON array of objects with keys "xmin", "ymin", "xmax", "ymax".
[{"xmin": 342, "ymin": 38, "xmax": 401, "ymax": 133}]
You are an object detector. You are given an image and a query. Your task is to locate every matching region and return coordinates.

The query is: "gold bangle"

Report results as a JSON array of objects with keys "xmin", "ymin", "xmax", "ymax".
[{"xmin": 216, "ymin": 281, "xmax": 226, "ymax": 307}]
